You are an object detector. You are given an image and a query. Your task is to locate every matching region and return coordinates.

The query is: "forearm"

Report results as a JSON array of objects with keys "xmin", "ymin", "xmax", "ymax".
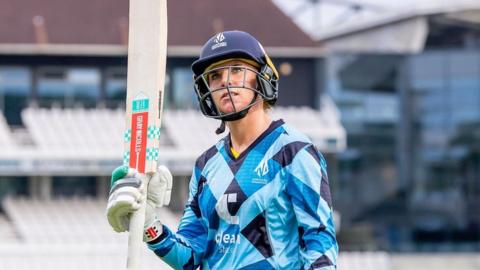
[
  {"xmin": 147, "ymin": 225, "xmax": 203, "ymax": 270},
  {"xmin": 300, "ymin": 225, "xmax": 338, "ymax": 270}
]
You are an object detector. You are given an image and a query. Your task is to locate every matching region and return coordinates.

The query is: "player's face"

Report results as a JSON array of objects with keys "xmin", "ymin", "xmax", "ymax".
[{"xmin": 206, "ymin": 60, "xmax": 259, "ymax": 115}]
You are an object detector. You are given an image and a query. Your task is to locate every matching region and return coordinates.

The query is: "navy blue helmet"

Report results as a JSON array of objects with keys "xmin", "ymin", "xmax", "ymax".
[{"xmin": 192, "ymin": 31, "xmax": 279, "ymax": 121}]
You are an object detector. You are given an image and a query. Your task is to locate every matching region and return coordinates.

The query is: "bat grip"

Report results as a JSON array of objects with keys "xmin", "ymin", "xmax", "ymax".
[{"xmin": 126, "ymin": 175, "xmax": 150, "ymax": 270}]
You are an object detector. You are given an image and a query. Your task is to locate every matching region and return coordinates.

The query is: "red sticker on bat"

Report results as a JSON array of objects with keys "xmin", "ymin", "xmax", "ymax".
[{"xmin": 129, "ymin": 112, "xmax": 148, "ymax": 173}]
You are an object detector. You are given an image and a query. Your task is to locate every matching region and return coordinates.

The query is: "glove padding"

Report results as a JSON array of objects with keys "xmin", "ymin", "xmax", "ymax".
[{"xmin": 106, "ymin": 165, "xmax": 172, "ymax": 235}]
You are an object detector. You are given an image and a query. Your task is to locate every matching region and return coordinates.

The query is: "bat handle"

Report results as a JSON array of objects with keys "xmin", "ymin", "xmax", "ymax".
[{"xmin": 126, "ymin": 176, "xmax": 150, "ymax": 270}]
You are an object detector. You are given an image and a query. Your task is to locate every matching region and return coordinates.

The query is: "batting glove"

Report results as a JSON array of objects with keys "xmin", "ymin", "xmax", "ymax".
[{"xmin": 106, "ymin": 165, "xmax": 172, "ymax": 242}]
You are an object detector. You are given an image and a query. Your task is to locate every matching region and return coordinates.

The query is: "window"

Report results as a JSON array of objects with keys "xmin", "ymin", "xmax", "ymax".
[
  {"xmin": 0, "ymin": 177, "xmax": 28, "ymax": 198},
  {"xmin": 37, "ymin": 67, "xmax": 100, "ymax": 108},
  {"xmin": 338, "ymin": 54, "xmax": 402, "ymax": 93},
  {"xmin": 0, "ymin": 67, "xmax": 31, "ymax": 125},
  {"xmin": 171, "ymin": 67, "xmax": 197, "ymax": 109},
  {"xmin": 408, "ymin": 51, "xmax": 480, "ymax": 245},
  {"xmin": 105, "ymin": 67, "xmax": 127, "ymax": 108},
  {"xmin": 69, "ymin": 68, "xmax": 100, "ymax": 107}
]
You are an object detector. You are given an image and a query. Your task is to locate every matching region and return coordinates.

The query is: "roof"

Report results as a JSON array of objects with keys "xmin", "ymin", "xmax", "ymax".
[
  {"xmin": 0, "ymin": 0, "xmax": 320, "ymax": 56},
  {"xmin": 168, "ymin": 0, "xmax": 315, "ymax": 47},
  {"xmin": 316, "ymin": 1, "xmax": 480, "ymax": 41},
  {"xmin": 307, "ymin": 1, "xmax": 480, "ymax": 53}
]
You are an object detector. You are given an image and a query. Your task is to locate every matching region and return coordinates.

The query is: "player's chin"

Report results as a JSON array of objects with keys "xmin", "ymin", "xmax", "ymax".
[{"xmin": 219, "ymin": 101, "xmax": 249, "ymax": 115}]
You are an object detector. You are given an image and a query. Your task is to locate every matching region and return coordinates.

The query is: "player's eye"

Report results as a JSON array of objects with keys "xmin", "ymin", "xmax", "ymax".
[
  {"xmin": 231, "ymin": 67, "xmax": 243, "ymax": 74},
  {"xmin": 208, "ymin": 71, "xmax": 220, "ymax": 81}
]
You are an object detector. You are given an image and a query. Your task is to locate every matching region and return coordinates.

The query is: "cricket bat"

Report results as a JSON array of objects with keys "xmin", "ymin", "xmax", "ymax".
[{"xmin": 124, "ymin": 0, "xmax": 167, "ymax": 269}]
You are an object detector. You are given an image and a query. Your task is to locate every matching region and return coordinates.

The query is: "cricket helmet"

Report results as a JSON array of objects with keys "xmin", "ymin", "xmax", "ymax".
[{"xmin": 192, "ymin": 30, "xmax": 279, "ymax": 121}]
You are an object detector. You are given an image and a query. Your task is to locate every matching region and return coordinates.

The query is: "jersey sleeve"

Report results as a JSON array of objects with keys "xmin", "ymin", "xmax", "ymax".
[
  {"xmin": 285, "ymin": 144, "xmax": 338, "ymax": 270},
  {"xmin": 147, "ymin": 166, "xmax": 208, "ymax": 270}
]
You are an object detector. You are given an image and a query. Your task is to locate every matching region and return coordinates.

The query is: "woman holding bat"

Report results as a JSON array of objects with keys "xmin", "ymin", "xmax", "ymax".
[{"xmin": 107, "ymin": 30, "xmax": 338, "ymax": 270}]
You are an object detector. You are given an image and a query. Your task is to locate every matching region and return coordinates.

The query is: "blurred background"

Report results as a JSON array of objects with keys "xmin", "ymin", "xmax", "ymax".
[{"xmin": 0, "ymin": 0, "xmax": 479, "ymax": 269}]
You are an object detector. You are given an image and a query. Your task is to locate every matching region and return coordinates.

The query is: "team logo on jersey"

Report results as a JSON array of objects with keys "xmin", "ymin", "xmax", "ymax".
[
  {"xmin": 252, "ymin": 158, "xmax": 270, "ymax": 184},
  {"xmin": 211, "ymin": 33, "xmax": 227, "ymax": 50},
  {"xmin": 254, "ymin": 158, "xmax": 269, "ymax": 177}
]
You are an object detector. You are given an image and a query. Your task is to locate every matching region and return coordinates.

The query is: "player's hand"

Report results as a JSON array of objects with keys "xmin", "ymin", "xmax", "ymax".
[
  {"xmin": 106, "ymin": 165, "xmax": 173, "ymax": 238},
  {"xmin": 143, "ymin": 165, "xmax": 173, "ymax": 242},
  {"xmin": 146, "ymin": 165, "xmax": 173, "ymax": 211}
]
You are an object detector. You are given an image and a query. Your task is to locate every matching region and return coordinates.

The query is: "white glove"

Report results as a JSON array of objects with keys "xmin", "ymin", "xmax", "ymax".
[{"xmin": 106, "ymin": 165, "xmax": 173, "ymax": 240}]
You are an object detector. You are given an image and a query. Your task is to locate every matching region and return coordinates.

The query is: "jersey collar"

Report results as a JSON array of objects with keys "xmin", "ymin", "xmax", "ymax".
[{"xmin": 224, "ymin": 119, "xmax": 284, "ymax": 161}]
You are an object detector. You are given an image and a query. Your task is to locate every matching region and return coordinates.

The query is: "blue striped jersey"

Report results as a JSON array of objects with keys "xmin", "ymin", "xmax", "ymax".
[{"xmin": 147, "ymin": 119, "xmax": 338, "ymax": 269}]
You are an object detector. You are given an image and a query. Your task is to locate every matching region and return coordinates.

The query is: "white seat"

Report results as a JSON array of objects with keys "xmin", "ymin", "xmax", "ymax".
[{"xmin": 338, "ymin": 251, "xmax": 392, "ymax": 270}]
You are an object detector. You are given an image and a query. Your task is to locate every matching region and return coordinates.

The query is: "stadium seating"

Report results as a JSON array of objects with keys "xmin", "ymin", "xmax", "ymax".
[
  {"xmin": 337, "ymin": 251, "xmax": 392, "ymax": 270},
  {"xmin": 162, "ymin": 109, "xmax": 224, "ymax": 153},
  {"xmin": 0, "ymin": 243, "xmax": 172, "ymax": 270},
  {"xmin": 0, "ymin": 113, "xmax": 17, "ymax": 157},
  {"xmin": 6, "ymin": 104, "xmax": 345, "ymax": 175},
  {"xmin": 2, "ymin": 197, "xmax": 180, "ymax": 244},
  {"xmin": 22, "ymin": 107, "xmax": 126, "ymax": 159},
  {"xmin": 0, "ymin": 197, "xmax": 181, "ymax": 270},
  {"xmin": 0, "ymin": 198, "xmax": 394, "ymax": 270},
  {"xmin": 0, "ymin": 215, "xmax": 17, "ymax": 243}
]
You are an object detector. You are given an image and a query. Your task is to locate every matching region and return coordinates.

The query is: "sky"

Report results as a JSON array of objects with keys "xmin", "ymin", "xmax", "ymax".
[{"xmin": 271, "ymin": 0, "xmax": 475, "ymax": 39}]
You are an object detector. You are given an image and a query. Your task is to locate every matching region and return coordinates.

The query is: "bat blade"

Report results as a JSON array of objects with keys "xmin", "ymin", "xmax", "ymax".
[
  {"xmin": 124, "ymin": 0, "xmax": 167, "ymax": 175},
  {"xmin": 123, "ymin": 0, "xmax": 167, "ymax": 269}
]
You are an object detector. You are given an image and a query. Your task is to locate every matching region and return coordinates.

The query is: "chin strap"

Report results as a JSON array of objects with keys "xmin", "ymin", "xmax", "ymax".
[{"xmin": 215, "ymin": 121, "xmax": 226, "ymax": 134}]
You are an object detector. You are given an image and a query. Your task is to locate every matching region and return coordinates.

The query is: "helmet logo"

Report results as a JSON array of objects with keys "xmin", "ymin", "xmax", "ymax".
[
  {"xmin": 211, "ymin": 33, "xmax": 227, "ymax": 50},
  {"xmin": 214, "ymin": 33, "xmax": 225, "ymax": 43}
]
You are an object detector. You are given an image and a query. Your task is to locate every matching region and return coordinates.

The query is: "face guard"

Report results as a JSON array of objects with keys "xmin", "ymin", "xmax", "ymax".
[
  {"xmin": 194, "ymin": 64, "xmax": 276, "ymax": 121},
  {"xmin": 192, "ymin": 31, "xmax": 279, "ymax": 123}
]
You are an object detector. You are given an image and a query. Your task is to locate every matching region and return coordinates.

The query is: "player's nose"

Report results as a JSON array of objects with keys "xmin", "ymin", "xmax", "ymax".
[{"xmin": 219, "ymin": 69, "xmax": 232, "ymax": 87}]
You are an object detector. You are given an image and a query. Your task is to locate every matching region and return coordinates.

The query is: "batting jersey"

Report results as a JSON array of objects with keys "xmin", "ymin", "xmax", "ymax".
[{"xmin": 147, "ymin": 119, "xmax": 338, "ymax": 270}]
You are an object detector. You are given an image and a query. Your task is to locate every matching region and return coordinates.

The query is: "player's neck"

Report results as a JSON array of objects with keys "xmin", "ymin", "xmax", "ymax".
[{"xmin": 227, "ymin": 104, "xmax": 272, "ymax": 154}]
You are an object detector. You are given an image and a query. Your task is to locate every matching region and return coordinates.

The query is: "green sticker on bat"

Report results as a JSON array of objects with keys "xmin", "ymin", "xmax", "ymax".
[{"xmin": 132, "ymin": 93, "xmax": 149, "ymax": 112}]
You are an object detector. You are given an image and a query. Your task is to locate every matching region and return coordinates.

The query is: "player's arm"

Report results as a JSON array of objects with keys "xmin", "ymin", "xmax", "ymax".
[
  {"xmin": 285, "ymin": 144, "xmax": 338, "ymax": 270},
  {"xmin": 146, "ymin": 166, "xmax": 208, "ymax": 270},
  {"xmin": 106, "ymin": 164, "xmax": 207, "ymax": 269}
]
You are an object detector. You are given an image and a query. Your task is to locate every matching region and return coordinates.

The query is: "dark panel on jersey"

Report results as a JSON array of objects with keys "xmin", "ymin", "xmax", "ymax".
[
  {"xmin": 298, "ymin": 226, "xmax": 306, "ymax": 249},
  {"xmin": 182, "ymin": 253, "xmax": 196, "ymax": 270},
  {"xmin": 309, "ymin": 254, "xmax": 334, "ymax": 270},
  {"xmin": 305, "ymin": 144, "xmax": 321, "ymax": 167},
  {"xmin": 209, "ymin": 210, "xmax": 220, "ymax": 230},
  {"xmin": 272, "ymin": 141, "xmax": 309, "ymax": 168},
  {"xmin": 305, "ymin": 145, "xmax": 332, "ymax": 207},
  {"xmin": 204, "ymin": 240, "xmax": 216, "ymax": 259},
  {"xmin": 228, "ymin": 155, "xmax": 248, "ymax": 175},
  {"xmin": 320, "ymin": 174, "xmax": 332, "ymax": 208},
  {"xmin": 224, "ymin": 178, "xmax": 248, "ymax": 216},
  {"xmin": 195, "ymin": 145, "xmax": 219, "ymax": 171},
  {"xmin": 305, "ymin": 144, "xmax": 328, "ymax": 174},
  {"xmin": 241, "ymin": 212, "xmax": 274, "ymax": 258},
  {"xmin": 190, "ymin": 176, "xmax": 207, "ymax": 218}
]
